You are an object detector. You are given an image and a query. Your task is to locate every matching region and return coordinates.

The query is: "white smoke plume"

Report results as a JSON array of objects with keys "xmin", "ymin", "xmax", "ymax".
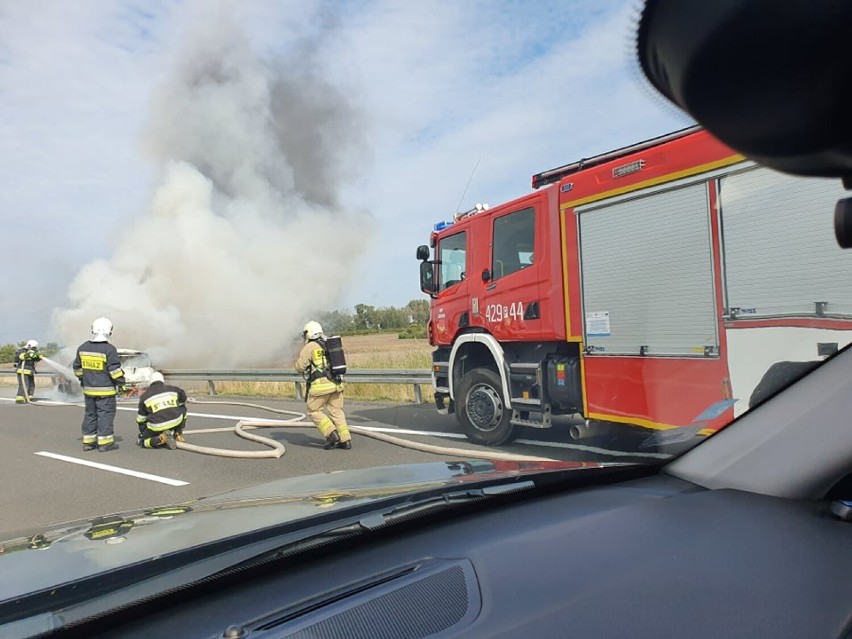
[{"xmin": 52, "ymin": 6, "xmax": 373, "ymax": 366}]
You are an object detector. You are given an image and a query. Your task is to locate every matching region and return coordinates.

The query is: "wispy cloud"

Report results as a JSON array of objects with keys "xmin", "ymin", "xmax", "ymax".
[
  {"xmin": 0, "ymin": 1, "xmax": 172, "ymax": 339},
  {"xmin": 0, "ymin": 0, "xmax": 685, "ymax": 349}
]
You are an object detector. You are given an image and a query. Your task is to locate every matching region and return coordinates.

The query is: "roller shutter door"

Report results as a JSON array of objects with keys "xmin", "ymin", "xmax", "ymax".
[
  {"xmin": 579, "ymin": 183, "xmax": 717, "ymax": 356},
  {"xmin": 720, "ymin": 167, "xmax": 852, "ymax": 318}
]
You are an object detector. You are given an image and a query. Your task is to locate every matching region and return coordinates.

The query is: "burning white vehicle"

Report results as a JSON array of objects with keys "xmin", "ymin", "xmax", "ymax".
[
  {"xmin": 117, "ymin": 349, "xmax": 155, "ymax": 391},
  {"xmin": 52, "ymin": 349, "xmax": 155, "ymax": 397}
]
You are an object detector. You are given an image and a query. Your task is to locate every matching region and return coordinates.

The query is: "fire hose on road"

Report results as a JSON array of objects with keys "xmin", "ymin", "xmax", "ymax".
[
  {"xmin": 179, "ymin": 398, "xmax": 559, "ymax": 462},
  {"xmin": 17, "ymin": 394, "xmax": 559, "ymax": 463}
]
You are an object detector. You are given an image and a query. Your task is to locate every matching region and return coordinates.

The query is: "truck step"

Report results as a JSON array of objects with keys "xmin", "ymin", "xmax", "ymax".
[
  {"xmin": 510, "ymin": 417, "xmax": 552, "ymax": 429},
  {"xmin": 511, "ymin": 397, "xmax": 542, "ymax": 407},
  {"xmin": 435, "ymin": 394, "xmax": 454, "ymax": 416},
  {"xmin": 511, "ymin": 407, "xmax": 552, "ymax": 429}
]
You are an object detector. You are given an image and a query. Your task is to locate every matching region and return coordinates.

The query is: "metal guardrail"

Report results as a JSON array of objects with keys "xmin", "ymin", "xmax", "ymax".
[
  {"xmin": 161, "ymin": 369, "xmax": 433, "ymax": 402},
  {"xmin": 1, "ymin": 368, "xmax": 434, "ymax": 403}
]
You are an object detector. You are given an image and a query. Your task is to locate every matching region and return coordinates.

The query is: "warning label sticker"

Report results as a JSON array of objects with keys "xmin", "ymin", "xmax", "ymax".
[{"xmin": 586, "ymin": 311, "xmax": 611, "ymax": 336}]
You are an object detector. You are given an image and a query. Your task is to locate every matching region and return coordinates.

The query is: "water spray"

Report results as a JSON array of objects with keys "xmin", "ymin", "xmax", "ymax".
[{"xmin": 41, "ymin": 356, "xmax": 75, "ymax": 381}]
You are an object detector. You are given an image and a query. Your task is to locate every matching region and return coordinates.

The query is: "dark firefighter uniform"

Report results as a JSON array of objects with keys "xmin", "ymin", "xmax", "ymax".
[
  {"xmin": 14, "ymin": 346, "xmax": 41, "ymax": 403},
  {"xmin": 73, "ymin": 341, "xmax": 125, "ymax": 451},
  {"xmin": 136, "ymin": 380, "xmax": 187, "ymax": 449},
  {"xmin": 295, "ymin": 340, "xmax": 351, "ymax": 449}
]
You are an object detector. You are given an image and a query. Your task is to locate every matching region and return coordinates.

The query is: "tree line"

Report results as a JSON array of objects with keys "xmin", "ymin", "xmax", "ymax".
[
  {"xmin": 0, "ymin": 342, "xmax": 61, "ymax": 365},
  {"xmin": 0, "ymin": 300, "xmax": 432, "ymax": 363},
  {"xmin": 316, "ymin": 299, "xmax": 430, "ymax": 338}
]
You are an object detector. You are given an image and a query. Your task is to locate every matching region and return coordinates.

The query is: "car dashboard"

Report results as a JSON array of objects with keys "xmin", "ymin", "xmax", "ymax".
[{"xmin": 65, "ymin": 473, "xmax": 852, "ymax": 639}]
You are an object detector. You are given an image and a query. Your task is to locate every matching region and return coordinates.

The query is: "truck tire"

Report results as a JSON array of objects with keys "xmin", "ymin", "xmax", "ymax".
[{"xmin": 456, "ymin": 367, "xmax": 515, "ymax": 446}]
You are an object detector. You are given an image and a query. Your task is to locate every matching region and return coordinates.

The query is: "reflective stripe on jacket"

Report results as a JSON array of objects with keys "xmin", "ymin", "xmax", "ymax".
[
  {"xmin": 294, "ymin": 340, "xmax": 342, "ymax": 397},
  {"xmin": 14, "ymin": 347, "xmax": 40, "ymax": 375},
  {"xmin": 72, "ymin": 341, "xmax": 125, "ymax": 398},
  {"xmin": 137, "ymin": 382, "xmax": 187, "ymax": 431}
]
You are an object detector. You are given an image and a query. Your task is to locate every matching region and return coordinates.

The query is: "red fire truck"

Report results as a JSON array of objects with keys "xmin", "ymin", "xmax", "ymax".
[{"xmin": 417, "ymin": 126, "xmax": 852, "ymax": 446}]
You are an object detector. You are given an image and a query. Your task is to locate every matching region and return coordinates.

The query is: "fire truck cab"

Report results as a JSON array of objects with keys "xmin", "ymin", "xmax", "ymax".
[{"xmin": 418, "ymin": 127, "xmax": 852, "ymax": 447}]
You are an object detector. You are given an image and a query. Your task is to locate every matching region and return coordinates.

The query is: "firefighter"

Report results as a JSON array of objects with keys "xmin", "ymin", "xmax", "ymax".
[
  {"xmin": 72, "ymin": 317, "xmax": 126, "ymax": 452},
  {"xmin": 294, "ymin": 320, "xmax": 352, "ymax": 450},
  {"xmin": 136, "ymin": 371, "xmax": 187, "ymax": 449},
  {"xmin": 14, "ymin": 339, "xmax": 41, "ymax": 403}
]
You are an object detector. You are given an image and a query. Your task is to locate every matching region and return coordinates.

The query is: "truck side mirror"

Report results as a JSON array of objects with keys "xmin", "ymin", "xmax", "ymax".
[
  {"xmin": 416, "ymin": 245, "xmax": 430, "ymax": 260},
  {"xmin": 482, "ymin": 269, "xmax": 492, "ymax": 282},
  {"xmin": 420, "ymin": 260, "xmax": 437, "ymax": 296}
]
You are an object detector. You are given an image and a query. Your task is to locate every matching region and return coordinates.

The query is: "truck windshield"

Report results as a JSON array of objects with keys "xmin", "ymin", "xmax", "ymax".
[
  {"xmin": 492, "ymin": 207, "xmax": 535, "ymax": 280},
  {"xmin": 439, "ymin": 232, "xmax": 467, "ymax": 291}
]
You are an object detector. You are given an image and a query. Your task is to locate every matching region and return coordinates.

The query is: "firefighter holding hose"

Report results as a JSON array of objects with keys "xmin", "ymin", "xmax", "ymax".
[
  {"xmin": 295, "ymin": 321, "xmax": 352, "ymax": 450},
  {"xmin": 14, "ymin": 339, "xmax": 41, "ymax": 403},
  {"xmin": 136, "ymin": 372, "xmax": 187, "ymax": 449}
]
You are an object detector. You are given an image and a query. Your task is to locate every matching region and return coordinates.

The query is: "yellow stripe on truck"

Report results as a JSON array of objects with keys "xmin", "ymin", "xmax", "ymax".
[
  {"xmin": 587, "ymin": 412, "xmax": 680, "ymax": 431},
  {"xmin": 560, "ymin": 154, "xmax": 745, "ymax": 210}
]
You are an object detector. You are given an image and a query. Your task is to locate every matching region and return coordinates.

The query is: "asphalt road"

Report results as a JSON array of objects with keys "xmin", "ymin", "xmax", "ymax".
[{"xmin": 0, "ymin": 387, "xmax": 669, "ymax": 536}]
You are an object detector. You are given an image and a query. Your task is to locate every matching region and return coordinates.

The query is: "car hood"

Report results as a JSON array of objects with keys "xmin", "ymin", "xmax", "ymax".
[
  {"xmin": 121, "ymin": 366, "xmax": 153, "ymax": 385},
  {"xmin": 0, "ymin": 459, "xmax": 592, "ymax": 603}
]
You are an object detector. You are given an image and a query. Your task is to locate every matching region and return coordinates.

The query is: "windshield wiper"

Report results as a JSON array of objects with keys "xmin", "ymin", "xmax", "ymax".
[
  {"xmin": 347, "ymin": 480, "xmax": 537, "ymax": 532},
  {"xmin": 214, "ymin": 480, "xmax": 537, "ymax": 575},
  {"xmin": 218, "ymin": 466, "xmax": 653, "ymax": 574}
]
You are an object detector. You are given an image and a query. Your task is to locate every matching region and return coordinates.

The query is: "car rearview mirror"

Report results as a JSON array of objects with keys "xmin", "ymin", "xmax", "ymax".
[{"xmin": 636, "ymin": 0, "xmax": 852, "ymax": 181}]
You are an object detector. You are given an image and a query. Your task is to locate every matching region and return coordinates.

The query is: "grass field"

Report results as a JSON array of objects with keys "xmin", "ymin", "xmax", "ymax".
[
  {"xmin": 192, "ymin": 333, "xmax": 434, "ymax": 403},
  {"xmin": 1, "ymin": 334, "xmax": 436, "ymax": 403}
]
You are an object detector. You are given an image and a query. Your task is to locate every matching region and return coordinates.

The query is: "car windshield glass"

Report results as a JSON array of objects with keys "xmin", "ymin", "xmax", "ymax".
[
  {"xmin": 0, "ymin": 1, "xmax": 848, "ymax": 627},
  {"xmin": 119, "ymin": 353, "xmax": 152, "ymax": 369}
]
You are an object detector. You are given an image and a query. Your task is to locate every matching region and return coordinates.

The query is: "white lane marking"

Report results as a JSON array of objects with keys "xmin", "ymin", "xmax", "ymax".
[
  {"xmin": 34, "ymin": 451, "xmax": 189, "ymax": 486},
  {"xmin": 354, "ymin": 425, "xmax": 467, "ymax": 439},
  {"xmin": 189, "ymin": 411, "xmax": 282, "ymax": 422},
  {"xmin": 514, "ymin": 438, "xmax": 672, "ymax": 459},
  {"xmin": 0, "ymin": 398, "xmax": 284, "ymax": 422},
  {"xmin": 343, "ymin": 428, "xmax": 669, "ymax": 459},
  {"xmin": 118, "ymin": 405, "xmax": 285, "ymax": 423},
  {"xmin": 0, "ymin": 397, "xmax": 78, "ymax": 406}
]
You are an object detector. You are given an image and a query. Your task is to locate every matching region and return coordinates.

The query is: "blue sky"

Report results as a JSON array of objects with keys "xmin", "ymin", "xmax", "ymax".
[{"xmin": 0, "ymin": 0, "xmax": 688, "ymax": 363}]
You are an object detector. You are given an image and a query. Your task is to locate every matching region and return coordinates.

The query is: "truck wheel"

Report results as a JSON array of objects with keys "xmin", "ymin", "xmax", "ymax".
[{"xmin": 456, "ymin": 368, "xmax": 515, "ymax": 446}]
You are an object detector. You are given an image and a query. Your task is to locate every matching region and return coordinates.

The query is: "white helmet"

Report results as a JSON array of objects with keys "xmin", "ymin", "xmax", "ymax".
[
  {"xmin": 302, "ymin": 320, "xmax": 323, "ymax": 341},
  {"xmin": 91, "ymin": 317, "xmax": 113, "ymax": 342},
  {"xmin": 26, "ymin": 339, "xmax": 38, "ymax": 349},
  {"xmin": 150, "ymin": 371, "xmax": 165, "ymax": 384}
]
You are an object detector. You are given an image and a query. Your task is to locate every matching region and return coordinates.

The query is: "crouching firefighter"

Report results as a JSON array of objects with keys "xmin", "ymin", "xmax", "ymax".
[
  {"xmin": 295, "ymin": 321, "xmax": 351, "ymax": 450},
  {"xmin": 73, "ymin": 317, "xmax": 126, "ymax": 452},
  {"xmin": 136, "ymin": 372, "xmax": 187, "ymax": 450},
  {"xmin": 15, "ymin": 339, "xmax": 42, "ymax": 403}
]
